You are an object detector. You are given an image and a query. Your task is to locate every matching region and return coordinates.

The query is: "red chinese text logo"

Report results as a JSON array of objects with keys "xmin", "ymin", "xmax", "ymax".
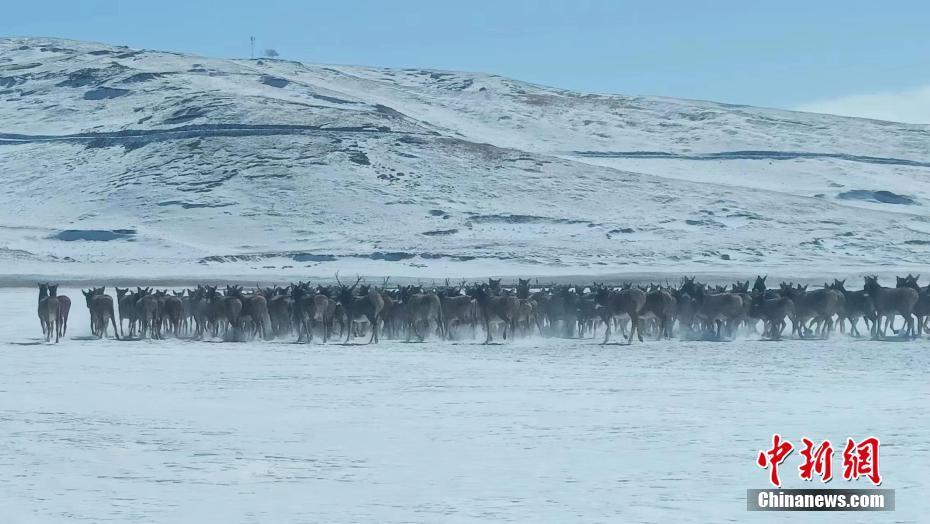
[
  {"xmin": 798, "ymin": 438, "xmax": 834, "ymax": 483},
  {"xmin": 756, "ymin": 433, "xmax": 793, "ymax": 487},
  {"xmin": 757, "ymin": 435, "xmax": 881, "ymax": 487},
  {"xmin": 842, "ymin": 437, "xmax": 882, "ymax": 485}
]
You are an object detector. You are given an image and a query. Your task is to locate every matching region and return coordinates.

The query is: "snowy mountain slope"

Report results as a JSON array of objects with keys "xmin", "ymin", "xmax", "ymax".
[{"xmin": 1, "ymin": 37, "xmax": 929, "ymax": 280}]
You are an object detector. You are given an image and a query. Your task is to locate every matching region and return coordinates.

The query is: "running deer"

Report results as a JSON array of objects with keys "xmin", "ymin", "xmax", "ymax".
[
  {"xmin": 896, "ymin": 274, "xmax": 930, "ymax": 336},
  {"xmin": 335, "ymin": 275, "xmax": 384, "ymax": 344},
  {"xmin": 594, "ymin": 285, "xmax": 646, "ymax": 344},
  {"xmin": 49, "ymin": 284, "xmax": 71, "ymax": 339},
  {"xmin": 827, "ymin": 279, "xmax": 874, "ymax": 337},
  {"xmin": 399, "ymin": 285, "xmax": 444, "ymax": 341},
  {"xmin": 467, "ymin": 283, "xmax": 518, "ymax": 344},
  {"xmin": 37, "ymin": 283, "xmax": 60, "ymax": 343},
  {"xmin": 81, "ymin": 287, "xmax": 120, "ymax": 339},
  {"xmin": 864, "ymin": 276, "xmax": 917, "ymax": 339}
]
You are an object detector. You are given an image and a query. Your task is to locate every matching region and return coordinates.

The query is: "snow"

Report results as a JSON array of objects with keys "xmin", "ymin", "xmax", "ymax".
[
  {"xmin": 1, "ymin": 37, "xmax": 930, "ymax": 282},
  {"xmin": 2, "ymin": 287, "xmax": 928, "ymax": 523}
]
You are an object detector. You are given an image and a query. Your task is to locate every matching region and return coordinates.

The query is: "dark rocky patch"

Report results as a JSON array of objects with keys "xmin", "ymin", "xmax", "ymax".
[
  {"xmin": 419, "ymin": 253, "xmax": 477, "ymax": 261},
  {"xmin": 51, "ymin": 229, "xmax": 136, "ymax": 241},
  {"xmin": 5, "ymin": 62, "xmax": 40, "ymax": 71},
  {"xmin": 163, "ymin": 107, "xmax": 207, "ymax": 124},
  {"xmin": 347, "ymin": 151, "xmax": 370, "ymax": 165},
  {"xmin": 290, "ymin": 253, "xmax": 338, "ymax": 262},
  {"xmin": 726, "ymin": 211, "xmax": 764, "ymax": 220},
  {"xmin": 422, "ymin": 229, "xmax": 458, "ymax": 236},
  {"xmin": 904, "ymin": 239, "xmax": 930, "ymax": 245},
  {"xmin": 312, "ymin": 93, "xmax": 355, "ymax": 104},
  {"xmin": 260, "ymin": 75, "xmax": 289, "ymax": 88},
  {"xmin": 38, "ymin": 46, "xmax": 73, "ymax": 53},
  {"xmin": 369, "ymin": 252, "xmax": 416, "ymax": 261},
  {"xmin": 685, "ymin": 219, "xmax": 725, "ymax": 228},
  {"xmin": 837, "ymin": 190, "xmax": 916, "ymax": 205},
  {"xmin": 113, "ymin": 51, "xmax": 144, "ymax": 59},
  {"xmin": 83, "ymin": 87, "xmax": 131, "ymax": 100},
  {"xmin": 199, "ymin": 250, "xmax": 520, "ymax": 265},
  {"xmin": 375, "ymin": 104, "xmax": 406, "ymax": 119},
  {"xmin": 468, "ymin": 213, "xmax": 586, "ymax": 225},
  {"xmin": 396, "ymin": 135, "xmax": 425, "ymax": 145},
  {"xmin": 156, "ymin": 200, "xmax": 234, "ymax": 209},
  {"xmin": 0, "ymin": 76, "xmax": 24, "ymax": 88},
  {"xmin": 57, "ymin": 65, "xmax": 127, "ymax": 87},
  {"xmin": 122, "ymin": 72, "xmax": 167, "ymax": 83}
]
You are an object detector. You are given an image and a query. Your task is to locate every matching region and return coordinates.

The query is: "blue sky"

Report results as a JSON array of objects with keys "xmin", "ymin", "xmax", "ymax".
[{"xmin": 4, "ymin": 0, "xmax": 929, "ymax": 122}]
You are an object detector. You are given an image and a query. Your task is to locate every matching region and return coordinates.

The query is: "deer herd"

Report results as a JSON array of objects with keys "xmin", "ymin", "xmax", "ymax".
[{"xmin": 34, "ymin": 273, "xmax": 930, "ymax": 344}]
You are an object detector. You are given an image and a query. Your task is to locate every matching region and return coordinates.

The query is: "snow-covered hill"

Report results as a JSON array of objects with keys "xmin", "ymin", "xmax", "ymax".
[{"xmin": 2, "ymin": 37, "xmax": 929, "ymax": 281}]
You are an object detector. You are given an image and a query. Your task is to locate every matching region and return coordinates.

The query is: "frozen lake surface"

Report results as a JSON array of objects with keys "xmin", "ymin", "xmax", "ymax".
[{"xmin": 2, "ymin": 288, "xmax": 928, "ymax": 523}]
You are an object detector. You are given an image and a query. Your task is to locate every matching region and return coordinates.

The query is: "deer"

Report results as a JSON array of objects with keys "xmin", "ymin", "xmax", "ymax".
[
  {"xmin": 896, "ymin": 274, "xmax": 930, "ymax": 336},
  {"xmin": 594, "ymin": 285, "xmax": 646, "ymax": 344},
  {"xmin": 749, "ymin": 293, "xmax": 794, "ymax": 340},
  {"xmin": 513, "ymin": 278, "xmax": 544, "ymax": 337},
  {"xmin": 48, "ymin": 284, "xmax": 71, "ymax": 339},
  {"xmin": 780, "ymin": 283, "xmax": 844, "ymax": 339},
  {"xmin": 691, "ymin": 283, "xmax": 743, "ymax": 340},
  {"xmin": 439, "ymin": 283, "xmax": 477, "ymax": 340},
  {"xmin": 399, "ymin": 285, "xmax": 444, "ymax": 341},
  {"xmin": 264, "ymin": 286, "xmax": 293, "ymax": 337},
  {"xmin": 292, "ymin": 282, "xmax": 336, "ymax": 343},
  {"xmin": 115, "ymin": 287, "xmax": 138, "ymax": 337},
  {"xmin": 641, "ymin": 287, "xmax": 677, "ymax": 340},
  {"xmin": 37, "ymin": 283, "xmax": 60, "ymax": 343},
  {"xmin": 189, "ymin": 286, "xmax": 210, "ymax": 339},
  {"xmin": 864, "ymin": 276, "xmax": 917, "ymax": 339},
  {"xmin": 335, "ymin": 275, "xmax": 384, "ymax": 344},
  {"xmin": 827, "ymin": 279, "xmax": 874, "ymax": 337},
  {"xmin": 226, "ymin": 285, "xmax": 270, "ymax": 340},
  {"xmin": 81, "ymin": 287, "xmax": 120, "ymax": 339},
  {"xmin": 203, "ymin": 285, "xmax": 241, "ymax": 339},
  {"xmin": 467, "ymin": 283, "xmax": 519, "ymax": 344}
]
